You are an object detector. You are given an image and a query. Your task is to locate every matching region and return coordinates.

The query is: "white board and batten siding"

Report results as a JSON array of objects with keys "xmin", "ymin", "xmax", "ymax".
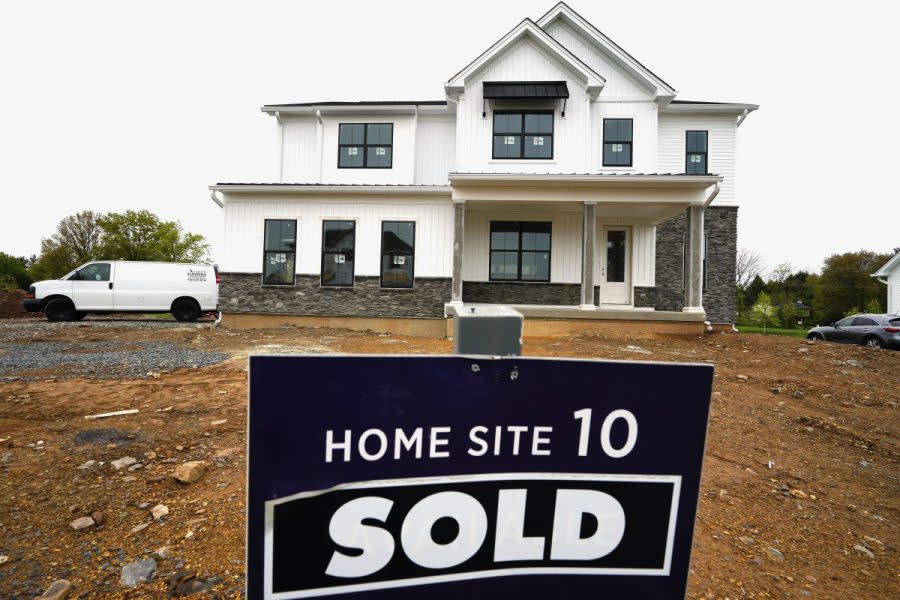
[
  {"xmin": 888, "ymin": 268, "xmax": 900, "ymax": 314},
  {"xmin": 658, "ymin": 114, "xmax": 738, "ymax": 204},
  {"xmin": 220, "ymin": 196, "xmax": 453, "ymax": 278}
]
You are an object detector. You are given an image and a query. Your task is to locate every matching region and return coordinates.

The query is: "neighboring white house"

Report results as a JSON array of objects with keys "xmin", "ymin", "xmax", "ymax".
[
  {"xmin": 210, "ymin": 2, "xmax": 757, "ymax": 337},
  {"xmin": 873, "ymin": 251, "xmax": 900, "ymax": 314}
]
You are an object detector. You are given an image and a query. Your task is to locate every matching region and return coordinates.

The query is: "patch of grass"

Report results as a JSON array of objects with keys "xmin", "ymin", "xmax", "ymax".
[{"xmin": 736, "ymin": 325, "xmax": 808, "ymax": 338}]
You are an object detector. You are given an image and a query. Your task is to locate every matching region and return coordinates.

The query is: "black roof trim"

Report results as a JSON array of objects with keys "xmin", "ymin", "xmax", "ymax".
[
  {"xmin": 264, "ymin": 100, "xmax": 448, "ymax": 108},
  {"xmin": 669, "ymin": 100, "xmax": 731, "ymax": 105}
]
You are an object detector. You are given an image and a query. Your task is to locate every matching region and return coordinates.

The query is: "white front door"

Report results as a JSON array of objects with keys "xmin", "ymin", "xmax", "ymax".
[{"xmin": 599, "ymin": 226, "xmax": 631, "ymax": 305}]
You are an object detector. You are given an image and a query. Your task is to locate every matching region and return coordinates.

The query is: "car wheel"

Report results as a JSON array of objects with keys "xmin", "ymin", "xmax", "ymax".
[
  {"xmin": 45, "ymin": 299, "xmax": 77, "ymax": 322},
  {"xmin": 863, "ymin": 336, "xmax": 883, "ymax": 349},
  {"xmin": 807, "ymin": 333, "xmax": 824, "ymax": 341},
  {"xmin": 172, "ymin": 299, "xmax": 201, "ymax": 322}
]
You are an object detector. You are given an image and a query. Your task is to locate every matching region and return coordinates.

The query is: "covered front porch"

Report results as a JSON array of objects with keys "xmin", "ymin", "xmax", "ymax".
[{"xmin": 445, "ymin": 172, "xmax": 722, "ymax": 331}]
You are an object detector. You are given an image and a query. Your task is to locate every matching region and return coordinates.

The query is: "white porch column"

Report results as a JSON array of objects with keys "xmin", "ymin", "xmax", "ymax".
[
  {"xmin": 683, "ymin": 205, "xmax": 705, "ymax": 313},
  {"xmin": 581, "ymin": 201, "xmax": 597, "ymax": 309},
  {"xmin": 451, "ymin": 200, "xmax": 465, "ymax": 304}
]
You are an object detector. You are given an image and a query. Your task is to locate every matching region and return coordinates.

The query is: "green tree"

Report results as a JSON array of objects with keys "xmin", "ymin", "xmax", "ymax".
[
  {"xmin": 0, "ymin": 252, "xmax": 32, "ymax": 290},
  {"xmin": 865, "ymin": 298, "xmax": 882, "ymax": 314},
  {"xmin": 29, "ymin": 211, "xmax": 104, "ymax": 280},
  {"xmin": 97, "ymin": 210, "xmax": 209, "ymax": 262},
  {"xmin": 751, "ymin": 291, "xmax": 779, "ymax": 332},
  {"xmin": 744, "ymin": 274, "xmax": 767, "ymax": 308},
  {"xmin": 812, "ymin": 250, "xmax": 892, "ymax": 323}
]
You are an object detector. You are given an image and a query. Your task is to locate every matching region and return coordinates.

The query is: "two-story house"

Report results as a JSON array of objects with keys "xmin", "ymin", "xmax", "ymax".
[{"xmin": 210, "ymin": 2, "xmax": 757, "ymax": 337}]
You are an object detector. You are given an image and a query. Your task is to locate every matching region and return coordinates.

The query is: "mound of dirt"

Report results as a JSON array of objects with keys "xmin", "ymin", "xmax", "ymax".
[{"xmin": 0, "ymin": 290, "xmax": 39, "ymax": 319}]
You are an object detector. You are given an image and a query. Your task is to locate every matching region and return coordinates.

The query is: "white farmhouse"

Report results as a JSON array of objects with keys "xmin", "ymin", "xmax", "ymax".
[
  {"xmin": 873, "ymin": 251, "xmax": 900, "ymax": 314},
  {"xmin": 210, "ymin": 2, "xmax": 757, "ymax": 337}
]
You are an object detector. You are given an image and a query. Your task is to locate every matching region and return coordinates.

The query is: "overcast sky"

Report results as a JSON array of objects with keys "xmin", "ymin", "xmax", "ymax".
[{"xmin": 1, "ymin": 0, "xmax": 897, "ymax": 273}]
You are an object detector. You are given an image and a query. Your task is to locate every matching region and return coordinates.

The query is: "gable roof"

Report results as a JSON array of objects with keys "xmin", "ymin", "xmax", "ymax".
[
  {"xmin": 536, "ymin": 2, "xmax": 676, "ymax": 99},
  {"xmin": 445, "ymin": 18, "xmax": 605, "ymax": 98},
  {"xmin": 872, "ymin": 251, "xmax": 900, "ymax": 278}
]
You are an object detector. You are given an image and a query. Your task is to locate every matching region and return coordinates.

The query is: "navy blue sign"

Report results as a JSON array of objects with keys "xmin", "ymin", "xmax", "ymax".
[{"xmin": 248, "ymin": 355, "xmax": 712, "ymax": 599}]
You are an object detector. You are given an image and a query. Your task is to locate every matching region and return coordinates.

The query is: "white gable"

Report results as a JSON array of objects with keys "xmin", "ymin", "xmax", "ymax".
[
  {"xmin": 543, "ymin": 19, "xmax": 655, "ymax": 99},
  {"xmin": 472, "ymin": 38, "xmax": 586, "ymax": 94}
]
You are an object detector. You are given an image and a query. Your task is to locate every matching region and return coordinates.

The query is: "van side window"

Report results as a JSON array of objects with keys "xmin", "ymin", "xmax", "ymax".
[{"xmin": 77, "ymin": 263, "xmax": 111, "ymax": 281}]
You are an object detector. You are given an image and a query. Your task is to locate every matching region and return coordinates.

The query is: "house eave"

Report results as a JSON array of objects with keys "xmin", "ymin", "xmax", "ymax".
[
  {"xmin": 449, "ymin": 172, "xmax": 723, "ymax": 188},
  {"xmin": 209, "ymin": 184, "xmax": 453, "ymax": 195}
]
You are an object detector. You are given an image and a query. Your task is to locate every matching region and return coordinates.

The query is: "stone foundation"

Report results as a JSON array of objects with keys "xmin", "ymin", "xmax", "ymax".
[
  {"xmin": 462, "ymin": 281, "xmax": 581, "ymax": 305},
  {"xmin": 218, "ymin": 273, "xmax": 450, "ymax": 318}
]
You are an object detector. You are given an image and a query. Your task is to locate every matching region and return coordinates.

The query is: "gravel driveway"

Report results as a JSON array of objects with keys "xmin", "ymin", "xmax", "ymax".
[{"xmin": 0, "ymin": 320, "xmax": 228, "ymax": 380}]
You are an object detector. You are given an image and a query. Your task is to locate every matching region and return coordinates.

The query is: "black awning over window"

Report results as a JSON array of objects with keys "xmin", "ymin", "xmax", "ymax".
[{"xmin": 483, "ymin": 81, "xmax": 569, "ymax": 100}]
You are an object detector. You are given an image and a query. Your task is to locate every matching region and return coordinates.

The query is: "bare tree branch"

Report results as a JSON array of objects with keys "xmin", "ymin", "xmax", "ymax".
[{"xmin": 736, "ymin": 247, "xmax": 765, "ymax": 288}]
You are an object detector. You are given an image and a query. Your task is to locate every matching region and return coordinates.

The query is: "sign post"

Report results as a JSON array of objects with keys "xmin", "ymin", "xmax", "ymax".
[{"xmin": 248, "ymin": 355, "xmax": 712, "ymax": 599}]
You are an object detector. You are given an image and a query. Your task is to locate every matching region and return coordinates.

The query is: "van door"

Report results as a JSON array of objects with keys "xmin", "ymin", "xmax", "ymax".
[{"xmin": 70, "ymin": 262, "xmax": 115, "ymax": 310}]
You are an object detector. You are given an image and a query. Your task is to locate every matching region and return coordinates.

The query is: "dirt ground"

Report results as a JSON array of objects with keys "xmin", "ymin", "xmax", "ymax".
[{"xmin": 0, "ymin": 320, "xmax": 897, "ymax": 599}]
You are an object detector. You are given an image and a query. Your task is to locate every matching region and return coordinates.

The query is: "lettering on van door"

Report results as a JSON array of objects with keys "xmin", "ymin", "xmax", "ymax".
[{"xmin": 187, "ymin": 269, "xmax": 207, "ymax": 282}]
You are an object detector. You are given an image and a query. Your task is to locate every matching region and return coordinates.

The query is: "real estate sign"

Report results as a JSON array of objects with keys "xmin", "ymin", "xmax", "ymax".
[{"xmin": 248, "ymin": 355, "xmax": 713, "ymax": 599}]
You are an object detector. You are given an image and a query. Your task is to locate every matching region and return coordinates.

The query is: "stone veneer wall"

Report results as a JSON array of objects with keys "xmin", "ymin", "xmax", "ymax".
[
  {"xmin": 654, "ymin": 206, "xmax": 738, "ymax": 323},
  {"xmin": 219, "ymin": 274, "xmax": 450, "ymax": 318},
  {"xmin": 463, "ymin": 281, "xmax": 581, "ymax": 305},
  {"xmin": 632, "ymin": 286, "xmax": 657, "ymax": 308}
]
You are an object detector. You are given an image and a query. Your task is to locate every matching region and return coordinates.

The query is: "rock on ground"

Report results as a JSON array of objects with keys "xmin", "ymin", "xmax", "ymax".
[
  {"xmin": 172, "ymin": 461, "xmax": 207, "ymax": 484},
  {"xmin": 39, "ymin": 579, "xmax": 71, "ymax": 600},
  {"xmin": 69, "ymin": 516, "xmax": 95, "ymax": 531},
  {"xmin": 120, "ymin": 557, "xmax": 157, "ymax": 588}
]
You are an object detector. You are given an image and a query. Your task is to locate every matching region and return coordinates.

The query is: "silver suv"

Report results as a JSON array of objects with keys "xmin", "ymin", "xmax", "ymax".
[{"xmin": 807, "ymin": 314, "xmax": 900, "ymax": 349}]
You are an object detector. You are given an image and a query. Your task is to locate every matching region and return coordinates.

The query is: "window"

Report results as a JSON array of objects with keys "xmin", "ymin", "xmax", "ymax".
[
  {"xmin": 74, "ymin": 263, "xmax": 111, "ymax": 281},
  {"xmin": 380, "ymin": 221, "xmax": 415, "ymax": 288},
  {"xmin": 489, "ymin": 221, "xmax": 551, "ymax": 282},
  {"xmin": 321, "ymin": 220, "xmax": 355, "ymax": 286},
  {"xmin": 603, "ymin": 118, "xmax": 633, "ymax": 166},
  {"xmin": 338, "ymin": 123, "xmax": 393, "ymax": 168},
  {"xmin": 492, "ymin": 111, "xmax": 553, "ymax": 159},
  {"xmin": 686, "ymin": 130, "xmax": 708, "ymax": 174},
  {"xmin": 835, "ymin": 317, "xmax": 854, "ymax": 327},
  {"xmin": 852, "ymin": 317, "xmax": 878, "ymax": 326},
  {"xmin": 263, "ymin": 219, "xmax": 297, "ymax": 285}
]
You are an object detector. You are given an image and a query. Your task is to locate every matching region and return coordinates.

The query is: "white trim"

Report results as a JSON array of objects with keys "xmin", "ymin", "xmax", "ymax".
[
  {"xmin": 660, "ymin": 103, "xmax": 759, "ymax": 115},
  {"xmin": 872, "ymin": 251, "xmax": 900, "ymax": 278},
  {"xmin": 444, "ymin": 19, "xmax": 605, "ymax": 96},
  {"xmin": 263, "ymin": 472, "xmax": 682, "ymax": 599},
  {"xmin": 210, "ymin": 185, "xmax": 452, "ymax": 195},
  {"xmin": 535, "ymin": 3, "xmax": 676, "ymax": 97}
]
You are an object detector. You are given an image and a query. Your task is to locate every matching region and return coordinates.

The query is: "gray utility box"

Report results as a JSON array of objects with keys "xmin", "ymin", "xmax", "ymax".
[{"xmin": 453, "ymin": 305, "xmax": 523, "ymax": 356}]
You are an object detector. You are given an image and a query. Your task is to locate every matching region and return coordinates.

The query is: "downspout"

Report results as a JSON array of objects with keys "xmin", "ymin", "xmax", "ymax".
[
  {"xmin": 316, "ymin": 109, "xmax": 324, "ymax": 183},
  {"xmin": 209, "ymin": 190, "xmax": 223, "ymax": 207},
  {"xmin": 703, "ymin": 182, "xmax": 720, "ymax": 208},
  {"xmin": 276, "ymin": 111, "xmax": 284, "ymax": 182},
  {"xmin": 736, "ymin": 108, "xmax": 750, "ymax": 127}
]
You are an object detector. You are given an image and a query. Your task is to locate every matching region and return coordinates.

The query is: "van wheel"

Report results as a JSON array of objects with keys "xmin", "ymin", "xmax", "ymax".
[
  {"xmin": 45, "ymin": 299, "xmax": 77, "ymax": 322},
  {"xmin": 72, "ymin": 312, "xmax": 87, "ymax": 321},
  {"xmin": 172, "ymin": 299, "xmax": 201, "ymax": 322}
]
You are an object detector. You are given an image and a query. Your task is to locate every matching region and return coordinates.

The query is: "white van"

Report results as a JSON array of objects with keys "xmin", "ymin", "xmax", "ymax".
[{"xmin": 23, "ymin": 261, "xmax": 219, "ymax": 322}]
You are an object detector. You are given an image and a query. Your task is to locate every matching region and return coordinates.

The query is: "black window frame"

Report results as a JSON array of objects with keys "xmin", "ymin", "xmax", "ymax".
[
  {"xmin": 380, "ymin": 220, "xmax": 416, "ymax": 289},
  {"xmin": 491, "ymin": 110, "xmax": 555, "ymax": 160},
  {"xmin": 602, "ymin": 118, "xmax": 633, "ymax": 167},
  {"xmin": 320, "ymin": 219, "xmax": 356, "ymax": 287},
  {"xmin": 261, "ymin": 219, "xmax": 297, "ymax": 287},
  {"xmin": 685, "ymin": 130, "xmax": 708, "ymax": 175},
  {"xmin": 489, "ymin": 221, "xmax": 552, "ymax": 282},
  {"xmin": 337, "ymin": 123, "xmax": 394, "ymax": 169}
]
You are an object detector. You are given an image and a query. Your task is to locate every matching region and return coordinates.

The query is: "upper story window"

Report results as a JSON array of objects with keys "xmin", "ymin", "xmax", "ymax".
[
  {"xmin": 263, "ymin": 219, "xmax": 297, "ymax": 286},
  {"xmin": 492, "ymin": 111, "xmax": 554, "ymax": 159},
  {"xmin": 686, "ymin": 130, "xmax": 708, "ymax": 174},
  {"xmin": 603, "ymin": 118, "xmax": 633, "ymax": 167},
  {"xmin": 381, "ymin": 221, "xmax": 415, "ymax": 289},
  {"xmin": 338, "ymin": 123, "xmax": 393, "ymax": 169},
  {"xmin": 490, "ymin": 221, "xmax": 551, "ymax": 282},
  {"xmin": 321, "ymin": 220, "xmax": 355, "ymax": 287}
]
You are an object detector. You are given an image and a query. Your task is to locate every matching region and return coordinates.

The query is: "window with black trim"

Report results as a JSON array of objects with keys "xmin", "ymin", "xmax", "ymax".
[
  {"xmin": 490, "ymin": 221, "xmax": 551, "ymax": 282},
  {"xmin": 263, "ymin": 219, "xmax": 296, "ymax": 286},
  {"xmin": 603, "ymin": 118, "xmax": 633, "ymax": 166},
  {"xmin": 321, "ymin": 220, "xmax": 355, "ymax": 287},
  {"xmin": 338, "ymin": 123, "xmax": 393, "ymax": 168},
  {"xmin": 492, "ymin": 111, "xmax": 553, "ymax": 159},
  {"xmin": 380, "ymin": 221, "xmax": 415, "ymax": 289},
  {"xmin": 686, "ymin": 130, "xmax": 708, "ymax": 174}
]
